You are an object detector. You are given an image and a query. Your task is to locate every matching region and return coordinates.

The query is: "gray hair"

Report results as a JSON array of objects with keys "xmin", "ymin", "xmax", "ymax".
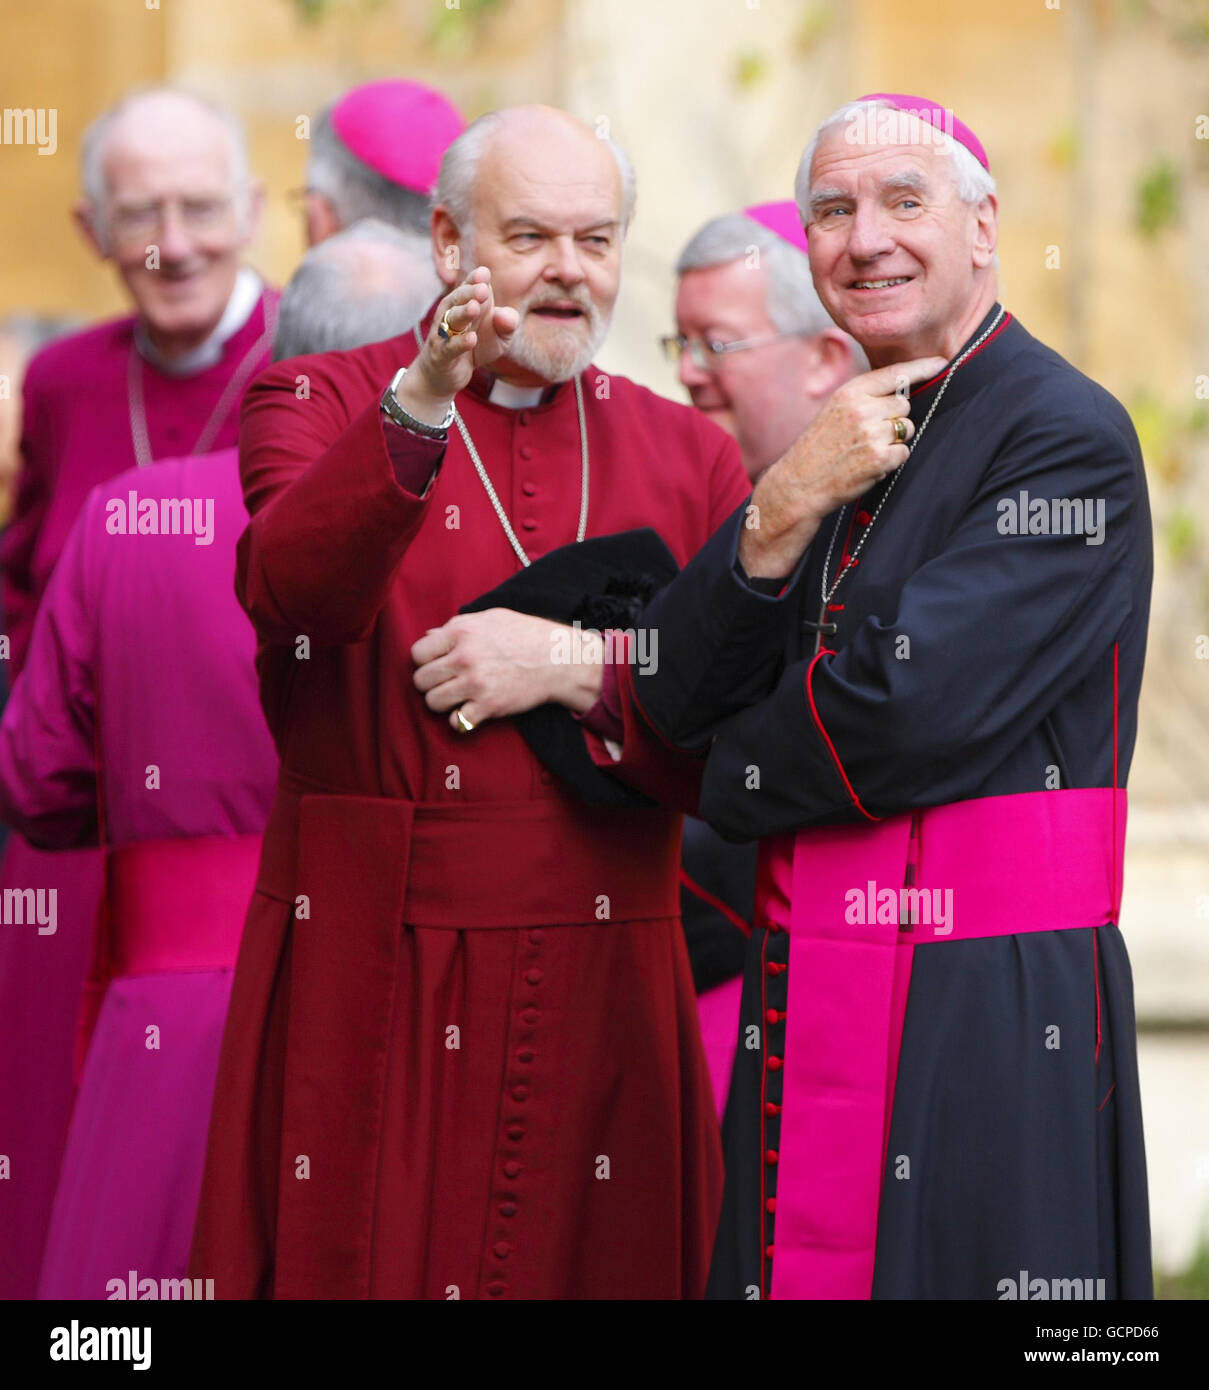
[
  {"xmin": 272, "ymin": 218, "xmax": 439, "ymax": 362},
  {"xmin": 434, "ymin": 109, "xmax": 637, "ymax": 248},
  {"xmin": 306, "ymin": 103, "xmax": 435, "ymax": 235},
  {"xmin": 80, "ymin": 87, "xmax": 252, "ymax": 230},
  {"xmin": 794, "ymin": 98, "xmax": 996, "ymax": 224},
  {"xmin": 676, "ymin": 213, "xmax": 867, "ymax": 368}
]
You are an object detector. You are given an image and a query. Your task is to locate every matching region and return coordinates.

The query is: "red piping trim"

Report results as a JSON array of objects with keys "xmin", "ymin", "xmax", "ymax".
[
  {"xmin": 759, "ymin": 929, "xmax": 769, "ymax": 1300},
  {"xmin": 908, "ymin": 314, "xmax": 1013, "ymax": 397},
  {"xmin": 1093, "ymin": 926, "xmax": 1102, "ymax": 1066},
  {"xmin": 1097, "ymin": 1084, "xmax": 1115, "ymax": 1112},
  {"xmin": 678, "ymin": 867, "xmax": 752, "ymax": 938},
  {"xmin": 804, "ymin": 650, "xmax": 881, "ymax": 823}
]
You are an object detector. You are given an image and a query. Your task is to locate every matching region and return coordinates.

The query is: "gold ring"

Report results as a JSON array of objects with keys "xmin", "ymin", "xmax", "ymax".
[
  {"xmin": 891, "ymin": 416, "xmax": 909, "ymax": 444},
  {"xmin": 438, "ymin": 309, "xmax": 467, "ymax": 341},
  {"xmin": 454, "ymin": 707, "xmax": 476, "ymax": 734}
]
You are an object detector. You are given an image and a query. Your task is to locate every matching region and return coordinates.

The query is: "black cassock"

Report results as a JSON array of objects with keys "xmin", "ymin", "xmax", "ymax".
[{"xmin": 632, "ymin": 304, "xmax": 1153, "ymax": 1299}]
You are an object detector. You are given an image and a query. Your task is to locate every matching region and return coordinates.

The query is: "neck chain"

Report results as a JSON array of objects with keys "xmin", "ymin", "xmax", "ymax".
[
  {"xmin": 810, "ymin": 306, "xmax": 1006, "ymax": 654},
  {"xmin": 127, "ymin": 296, "xmax": 277, "ymax": 469},
  {"xmin": 452, "ymin": 373, "xmax": 589, "ymax": 568}
]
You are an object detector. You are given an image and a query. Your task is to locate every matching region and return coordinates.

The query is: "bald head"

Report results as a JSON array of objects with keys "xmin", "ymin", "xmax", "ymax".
[{"xmin": 81, "ymin": 89, "xmax": 250, "ymax": 215}]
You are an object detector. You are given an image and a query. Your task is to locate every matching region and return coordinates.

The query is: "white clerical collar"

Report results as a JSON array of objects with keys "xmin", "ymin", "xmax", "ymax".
[
  {"xmin": 135, "ymin": 266, "xmax": 263, "ymax": 377},
  {"xmin": 488, "ymin": 377, "xmax": 547, "ymax": 410}
]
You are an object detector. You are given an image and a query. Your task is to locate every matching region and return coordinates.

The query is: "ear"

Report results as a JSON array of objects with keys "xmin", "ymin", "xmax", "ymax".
[
  {"xmin": 73, "ymin": 202, "xmax": 109, "ymax": 260},
  {"xmin": 971, "ymin": 193, "xmax": 998, "ymax": 270},
  {"xmin": 430, "ymin": 204, "xmax": 465, "ymax": 287},
  {"xmin": 802, "ymin": 329, "xmax": 860, "ymax": 399},
  {"xmin": 304, "ymin": 191, "xmax": 341, "ymax": 247}
]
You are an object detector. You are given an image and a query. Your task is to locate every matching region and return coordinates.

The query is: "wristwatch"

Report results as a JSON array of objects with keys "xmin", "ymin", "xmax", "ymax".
[{"xmin": 381, "ymin": 366, "xmax": 455, "ymax": 440}]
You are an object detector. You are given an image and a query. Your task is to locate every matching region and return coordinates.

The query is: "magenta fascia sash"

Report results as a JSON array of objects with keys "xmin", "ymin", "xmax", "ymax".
[{"xmin": 764, "ymin": 787, "xmax": 1127, "ymax": 1300}]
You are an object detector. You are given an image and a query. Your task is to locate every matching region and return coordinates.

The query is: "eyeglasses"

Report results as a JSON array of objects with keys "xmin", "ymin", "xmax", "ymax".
[
  {"xmin": 106, "ymin": 195, "xmax": 238, "ymax": 242},
  {"xmin": 659, "ymin": 331, "xmax": 795, "ymax": 371}
]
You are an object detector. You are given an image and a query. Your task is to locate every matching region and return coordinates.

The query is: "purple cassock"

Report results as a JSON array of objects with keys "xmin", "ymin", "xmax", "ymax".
[
  {"xmin": 0, "ymin": 272, "xmax": 276, "ymax": 1300},
  {"xmin": 0, "ymin": 446, "xmax": 277, "ymax": 1299}
]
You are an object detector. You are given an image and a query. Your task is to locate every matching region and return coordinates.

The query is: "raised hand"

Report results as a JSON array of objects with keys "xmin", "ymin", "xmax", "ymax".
[
  {"xmin": 392, "ymin": 266, "xmax": 521, "ymax": 426},
  {"xmin": 739, "ymin": 355, "xmax": 948, "ymax": 578}
]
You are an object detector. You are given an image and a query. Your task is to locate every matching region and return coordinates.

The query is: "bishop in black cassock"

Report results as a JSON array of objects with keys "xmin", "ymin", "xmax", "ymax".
[{"xmin": 617, "ymin": 93, "xmax": 1152, "ymax": 1300}]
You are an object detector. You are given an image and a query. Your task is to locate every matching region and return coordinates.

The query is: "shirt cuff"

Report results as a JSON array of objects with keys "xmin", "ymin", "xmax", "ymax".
[{"xmin": 383, "ymin": 414, "xmax": 445, "ymax": 498}]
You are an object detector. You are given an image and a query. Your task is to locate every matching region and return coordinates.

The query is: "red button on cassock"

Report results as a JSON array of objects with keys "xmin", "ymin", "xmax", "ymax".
[
  {"xmin": 503, "ymin": 1160, "xmax": 522, "ymax": 1178},
  {"xmin": 499, "ymin": 1202, "xmax": 518, "ymax": 1218},
  {"xmin": 525, "ymin": 969, "xmax": 543, "ymax": 986},
  {"xmin": 511, "ymin": 1084, "xmax": 529, "ymax": 1102},
  {"xmin": 766, "ymin": 920, "xmax": 782, "ymax": 933},
  {"xmin": 765, "ymin": 1244, "xmax": 775, "ymax": 1259},
  {"xmin": 507, "ymin": 1125, "xmax": 525, "ymax": 1142},
  {"xmin": 529, "ymin": 929, "xmax": 544, "ymax": 944},
  {"xmin": 765, "ymin": 1149, "xmax": 779, "ymax": 1165},
  {"xmin": 521, "ymin": 1008, "xmax": 539, "ymax": 1026},
  {"xmin": 765, "ymin": 1008, "xmax": 781, "ymax": 1025},
  {"xmin": 764, "ymin": 1101, "xmax": 780, "ymax": 1117},
  {"xmin": 856, "ymin": 510, "xmax": 872, "ymax": 526},
  {"xmin": 767, "ymin": 1056, "xmax": 784, "ymax": 1072},
  {"xmin": 517, "ymin": 1048, "xmax": 535, "ymax": 1064},
  {"xmin": 493, "ymin": 1242, "xmax": 511, "ymax": 1259},
  {"xmin": 487, "ymin": 1282, "xmax": 507, "ymax": 1297},
  {"xmin": 766, "ymin": 1197, "xmax": 777, "ymax": 1214}
]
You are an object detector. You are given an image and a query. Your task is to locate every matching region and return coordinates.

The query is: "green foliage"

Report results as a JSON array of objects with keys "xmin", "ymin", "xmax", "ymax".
[
  {"xmin": 1164, "ymin": 506, "xmax": 1199, "ymax": 566},
  {"xmin": 1135, "ymin": 159, "xmax": 1180, "ymax": 238},
  {"xmin": 1155, "ymin": 1230, "xmax": 1209, "ymax": 1299},
  {"xmin": 732, "ymin": 50, "xmax": 768, "ymax": 91}
]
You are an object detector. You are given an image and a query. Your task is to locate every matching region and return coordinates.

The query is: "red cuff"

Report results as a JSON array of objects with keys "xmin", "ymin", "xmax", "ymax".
[
  {"xmin": 383, "ymin": 416, "xmax": 445, "ymax": 497},
  {"xmin": 575, "ymin": 658, "xmax": 624, "ymax": 742}
]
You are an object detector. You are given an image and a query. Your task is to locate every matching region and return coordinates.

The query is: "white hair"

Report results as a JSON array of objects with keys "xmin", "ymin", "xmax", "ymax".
[
  {"xmin": 79, "ymin": 87, "xmax": 252, "ymax": 250},
  {"xmin": 307, "ymin": 102, "xmax": 434, "ymax": 234},
  {"xmin": 434, "ymin": 109, "xmax": 637, "ymax": 252},
  {"xmin": 272, "ymin": 218, "xmax": 439, "ymax": 362},
  {"xmin": 677, "ymin": 213, "xmax": 864, "ymax": 354},
  {"xmin": 794, "ymin": 98, "xmax": 996, "ymax": 224}
]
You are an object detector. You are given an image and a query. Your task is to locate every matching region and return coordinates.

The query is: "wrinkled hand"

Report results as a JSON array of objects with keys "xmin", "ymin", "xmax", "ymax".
[
  {"xmin": 411, "ymin": 609, "xmax": 604, "ymax": 733},
  {"xmin": 392, "ymin": 266, "xmax": 520, "ymax": 426},
  {"xmin": 739, "ymin": 356, "xmax": 947, "ymax": 578}
]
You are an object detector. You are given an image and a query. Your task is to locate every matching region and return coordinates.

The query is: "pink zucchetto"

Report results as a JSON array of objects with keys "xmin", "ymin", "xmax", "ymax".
[
  {"xmin": 743, "ymin": 200, "xmax": 808, "ymax": 254},
  {"xmin": 856, "ymin": 92, "xmax": 990, "ymax": 171},
  {"xmin": 330, "ymin": 79, "xmax": 465, "ymax": 194}
]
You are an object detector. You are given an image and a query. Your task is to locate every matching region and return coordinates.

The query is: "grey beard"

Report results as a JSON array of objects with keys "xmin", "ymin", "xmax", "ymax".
[{"xmin": 505, "ymin": 307, "xmax": 612, "ymax": 383}]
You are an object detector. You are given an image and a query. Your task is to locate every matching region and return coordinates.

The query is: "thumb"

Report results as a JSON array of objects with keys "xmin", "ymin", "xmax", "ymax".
[{"xmin": 864, "ymin": 356, "xmax": 948, "ymax": 396}]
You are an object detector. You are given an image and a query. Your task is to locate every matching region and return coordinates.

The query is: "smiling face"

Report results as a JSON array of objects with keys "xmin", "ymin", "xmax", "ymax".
[
  {"xmin": 437, "ymin": 108, "xmax": 624, "ymax": 385},
  {"xmin": 80, "ymin": 94, "xmax": 259, "ymax": 360},
  {"xmin": 805, "ymin": 124, "xmax": 997, "ymax": 365},
  {"xmin": 674, "ymin": 258, "xmax": 839, "ymax": 479}
]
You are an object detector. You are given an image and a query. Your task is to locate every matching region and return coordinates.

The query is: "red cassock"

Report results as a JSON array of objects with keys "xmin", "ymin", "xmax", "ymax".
[{"xmin": 188, "ymin": 320, "xmax": 751, "ymax": 1300}]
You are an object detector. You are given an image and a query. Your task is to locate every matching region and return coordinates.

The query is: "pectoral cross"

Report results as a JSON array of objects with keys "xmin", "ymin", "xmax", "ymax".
[{"xmin": 802, "ymin": 601, "xmax": 838, "ymax": 658}]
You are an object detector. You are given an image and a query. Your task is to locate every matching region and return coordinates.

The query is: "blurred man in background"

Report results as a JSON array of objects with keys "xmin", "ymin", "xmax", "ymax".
[
  {"xmin": 0, "ymin": 86, "xmax": 276, "ymax": 1300},
  {"xmin": 0, "ymin": 222, "xmax": 436, "ymax": 1300},
  {"xmin": 301, "ymin": 78, "xmax": 464, "ymax": 244}
]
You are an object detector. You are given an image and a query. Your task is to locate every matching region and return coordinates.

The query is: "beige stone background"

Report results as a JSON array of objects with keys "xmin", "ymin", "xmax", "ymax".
[{"xmin": 0, "ymin": 0, "xmax": 1206, "ymax": 1287}]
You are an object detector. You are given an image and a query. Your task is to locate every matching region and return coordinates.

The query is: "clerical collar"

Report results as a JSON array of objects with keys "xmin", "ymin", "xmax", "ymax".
[
  {"xmin": 489, "ymin": 378, "xmax": 546, "ymax": 409},
  {"xmin": 134, "ymin": 266, "xmax": 263, "ymax": 377},
  {"xmin": 907, "ymin": 302, "xmax": 1016, "ymax": 423}
]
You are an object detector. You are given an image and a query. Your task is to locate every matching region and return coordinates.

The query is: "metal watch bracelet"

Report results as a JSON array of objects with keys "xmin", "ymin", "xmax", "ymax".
[{"xmin": 381, "ymin": 366, "xmax": 455, "ymax": 440}]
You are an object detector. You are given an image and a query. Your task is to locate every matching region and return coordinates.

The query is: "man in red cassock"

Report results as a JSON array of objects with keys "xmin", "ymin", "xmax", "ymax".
[{"xmin": 190, "ymin": 104, "xmax": 749, "ymax": 1300}]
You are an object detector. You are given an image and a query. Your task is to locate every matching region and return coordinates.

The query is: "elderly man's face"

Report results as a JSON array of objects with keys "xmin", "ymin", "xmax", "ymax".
[
  {"xmin": 459, "ymin": 117, "xmax": 623, "ymax": 384},
  {"xmin": 675, "ymin": 258, "xmax": 842, "ymax": 480},
  {"xmin": 806, "ymin": 130, "xmax": 995, "ymax": 362},
  {"xmin": 86, "ymin": 104, "xmax": 256, "ymax": 354}
]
